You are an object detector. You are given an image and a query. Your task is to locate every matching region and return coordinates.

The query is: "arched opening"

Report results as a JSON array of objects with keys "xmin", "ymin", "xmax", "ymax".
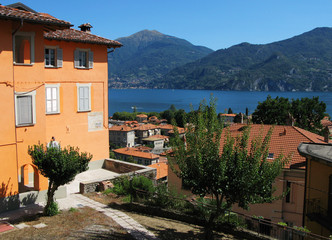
[{"xmin": 19, "ymin": 164, "xmax": 39, "ymax": 193}]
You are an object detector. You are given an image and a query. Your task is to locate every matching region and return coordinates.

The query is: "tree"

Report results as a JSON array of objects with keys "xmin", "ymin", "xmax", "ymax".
[
  {"xmin": 174, "ymin": 109, "xmax": 187, "ymax": 127},
  {"xmin": 227, "ymin": 108, "xmax": 233, "ymax": 114},
  {"xmin": 252, "ymin": 95, "xmax": 327, "ymax": 134},
  {"xmin": 169, "ymin": 97, "xmax": 288, "ymax": 239},
  {"xmin": 291, "ymin": 97, "xmax": 326, "ymax": 134},
  {"xmin": 252, "ymin": 95, "xmax": 291, "ymax": 125},
  {"xmin": 28, "ymin": 144, "xmax": 92, "ymax": 215},
  {"xmin": 245, "ymin": 107, "xmax": 249, "ymax": 116}
]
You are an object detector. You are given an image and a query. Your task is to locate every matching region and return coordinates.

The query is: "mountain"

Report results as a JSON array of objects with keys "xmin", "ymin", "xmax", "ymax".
[
  {"xmin": 108, "ymin": 30, "xmax": 213, "ymax": 88},
  {"xmin": 154, "ymin": 27, "xmax": 332, "ymax": 91}
]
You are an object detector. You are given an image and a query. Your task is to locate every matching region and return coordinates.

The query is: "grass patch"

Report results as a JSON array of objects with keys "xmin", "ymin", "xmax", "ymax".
[{"xmin": 3, "ymin": 206, "xmax": 133, "ymax": 240}]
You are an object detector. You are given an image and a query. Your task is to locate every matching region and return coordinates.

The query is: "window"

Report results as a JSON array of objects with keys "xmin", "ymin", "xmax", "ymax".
[
  {"xmin": 45, "ymin": 47, "xmax": 63, "ymax": 68},
  {"xmin": 74, "ymin": 49, "xmax": 93, "ymax": 69},
  {"xmin": 13, "ymin": 32, "xmax": 35, "ymax": 64},
  {"xmin": 286, "ymin": 181, "xmax": 291, "ymax": 203},
  {"xmin": 15, "ymin": 91, "xmax": 36, "ymax": 126},
  {"xmin": 268, "ymin": 153, "xmax": 274, "ymax": 159},
  {"xmin": 77, "ymin": 83, "xmax": 91, "ymax": 112},
  {"xmin": 45, "ymin": 84, "xmax": 60, "ymax": 114}
]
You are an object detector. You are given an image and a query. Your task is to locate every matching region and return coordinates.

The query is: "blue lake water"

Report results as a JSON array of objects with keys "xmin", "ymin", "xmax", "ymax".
[{"xmin": 108, "ymin": 89, "xmax": 332, "ymax": 117}]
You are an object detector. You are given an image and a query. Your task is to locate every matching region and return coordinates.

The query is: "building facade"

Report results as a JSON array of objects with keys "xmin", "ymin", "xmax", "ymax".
[
  {"xmin": 0, "ymin": 3, "xmax": 121, "ymax": 211},
  {"xmin": 298, "ymin": 143, "xmax": 332, "ymax": 237}
]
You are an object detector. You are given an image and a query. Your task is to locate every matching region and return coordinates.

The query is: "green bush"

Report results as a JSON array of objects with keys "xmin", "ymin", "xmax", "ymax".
[
  {"xmin": 44, "ymin": 201, "xmax": 59, "ymax": 216},
  {"xmin": 111, "ymin": 175, "xmax": 155, "ymax": 201},
  {"xmin": 293, "ymin": 226, "xmax": 310, "ymax": 233},
  {"xmin": 69, "ymin": 207, "xmax": 78, "ymax": 212}
]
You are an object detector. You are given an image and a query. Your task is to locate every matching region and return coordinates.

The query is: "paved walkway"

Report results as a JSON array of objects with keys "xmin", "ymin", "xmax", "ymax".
[
  {"xmin": 68, "ymin": 194, "xmax": 159, "ymax": 240},
  {"xmin": 0, "ymin": 193, "xmax": 159, "ymax": 240}
]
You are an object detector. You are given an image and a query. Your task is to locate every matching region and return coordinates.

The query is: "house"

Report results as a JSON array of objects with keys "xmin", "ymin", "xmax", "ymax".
[
  {"xmin": 168, "ymin": 124, "xmax": 327, "ymax": 227},
  {"xmin": 0, "ymin": 3, "xmax": 121, "ymax": 211},
  {"xmin": 220, "ymin": 113, "xmax": 236, "ymax": 124},
  {"xmin": 133, "ymin": 124, "xmax": 161, "ymax": 144},
  {"xmin": 136, "ymin": 114, "xmax": 148, "ymax": 123},
  {"xmin": 148, "ymin": 162, "xmax": 168, "ymax": 183},
  {"xmin": 113, "ymin": 147, "xmax": 159, "ymax": 166},
  {"xmin": 142, "ymin": 135, "xmax": 169, "ymax": 150},
  {"xmin": 298, "ymin": 143, "xmax": 332, "ymax": 237},
  {"xmin": 109, "ymin": 125, "xmax": 135, "ymax": 148}
]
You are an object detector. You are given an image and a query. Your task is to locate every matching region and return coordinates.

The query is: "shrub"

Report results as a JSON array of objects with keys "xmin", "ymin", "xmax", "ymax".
[
  {"xmin": 44, "ymin": 201, "xmax": 59, "ymax": 216},
  {"xmin": 293, "ymin": 226, "xmax": 310, "ymax": 233},
  {"xmin": 278, "ymin": 222, "xmax": 287, "ymax": 227},
  {"xmin": 111, "ymin": 175, "xmax": 155, "ymax": 201},
  {"xmin": 69, "ymin": 207, "xmax": 78, "ymax": 212}
]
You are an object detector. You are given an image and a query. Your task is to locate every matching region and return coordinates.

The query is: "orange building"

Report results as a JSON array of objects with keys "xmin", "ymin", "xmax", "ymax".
[{"xmin": 0, "ymin": 3, "xmax": 121, "ymax": 211}]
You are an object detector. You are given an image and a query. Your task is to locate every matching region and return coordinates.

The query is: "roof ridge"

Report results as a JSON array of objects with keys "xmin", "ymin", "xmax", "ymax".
[{"xmin": 292, "ymin": 126, "xmax": 319, "ymax": 143}]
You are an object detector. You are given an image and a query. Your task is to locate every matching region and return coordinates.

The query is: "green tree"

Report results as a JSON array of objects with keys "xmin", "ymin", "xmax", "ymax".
[
  {"xmin": 291, "ymin": 97, "xmax": 326, "ymax": 134},
  {"xmin": 228, "ymin": 108, "xmax": 233, "ymax": 114},
  {"xmin": 252, "ymin": 95, "xmax": 326, "ymax": 134},
  {"xmin": 252, "ymin": 95, "xmax": 291, "ymax": 125},
  {"xmin": 169, "ymin": 97, "xmax": 288, "ymax": 239},
  {"xmin": 174, "ymin": 109, "xmax": 187, "ymax": 127},
  {"xmin": 28, "ymin": 144, "xmax": 92, "ymax": 215}
]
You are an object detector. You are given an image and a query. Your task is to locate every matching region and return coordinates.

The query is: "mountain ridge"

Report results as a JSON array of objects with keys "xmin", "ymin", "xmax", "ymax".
[
  {"xmin": 108, "ymin": 30, "xmax": 213, "ymax": 88},
  {"xmin": 154, "ymin": 27, "xmax": 332, "ymax": 91}
]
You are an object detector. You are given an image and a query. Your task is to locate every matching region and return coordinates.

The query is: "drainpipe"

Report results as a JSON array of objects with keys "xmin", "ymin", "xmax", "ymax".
[{"xmin": 12, "ymin": 19, "xmax": 24, "ymax": 191}]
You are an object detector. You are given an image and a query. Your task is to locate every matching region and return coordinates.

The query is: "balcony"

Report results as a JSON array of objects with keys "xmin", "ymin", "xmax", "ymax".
[{"xmin": 306, "ymin": 199, "xmax": 332, "ymax": 231}]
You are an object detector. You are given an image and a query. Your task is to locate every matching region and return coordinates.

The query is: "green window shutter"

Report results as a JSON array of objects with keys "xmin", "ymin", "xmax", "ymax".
[
  {"xmin": 57, "ymin": 48, "xmax": 63, "ymax": 68},
  {"xmin": 88, "ymin": 51, "xmax": 93, "ymax": 69}
]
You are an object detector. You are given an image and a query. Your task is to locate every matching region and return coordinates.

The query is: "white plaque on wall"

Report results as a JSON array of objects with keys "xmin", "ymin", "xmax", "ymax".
[{"xmin": 88, "ymin": 112, "xmax": 103, "ymax": 132}]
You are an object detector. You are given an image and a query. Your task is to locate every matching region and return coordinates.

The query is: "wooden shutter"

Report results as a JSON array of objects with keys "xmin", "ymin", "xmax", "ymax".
[
  {"xmin": 57, "ymin": 48, "xmax": 63, "ymax": 68},
  {"xmin": 74, "ymin": 49, "xmax": 79, "ymax": 68},
  {"xmin": 88, "ymin": 51, "xmax": 93, "ymax": 69}
]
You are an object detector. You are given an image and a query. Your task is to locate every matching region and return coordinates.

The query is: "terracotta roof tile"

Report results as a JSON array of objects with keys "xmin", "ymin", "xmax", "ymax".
[
  {"xmin": 133, "ymin": 124, "xmax": 160, "ymax": 131},
  {"xmin": 148, "ymin": 162, "xmax": 168, "ymax": 180},
  {"xmin": 109, "ymin": 125, "xmax": 134, "ymax": 132},
  {"xmin": 136, "ymin": 114, "xmax": 148, "ymax": 118},
  {"xmin": 220, "ymin": 124, "xmax": 326, "ymax": 169},
  {"xmin": 44, "ymin": 29, "xmax": 122, "ymax": 48},
  {"xmin": 114, "ymin": 147, "xmax": 159, "ymax": 159},
  {"xmin": 158, "ymin": 124, "xmax": 175, "ymax": 130},
  {"xmin": 220, "ymin": 113, "xmax": 236, "ymax": 117},
  {"xmin": 0, "ymin": 5, "xmax": 71, "ymax": 28}
]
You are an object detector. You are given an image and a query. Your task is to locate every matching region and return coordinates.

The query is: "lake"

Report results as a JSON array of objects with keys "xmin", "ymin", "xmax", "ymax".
[{"xmin": 108, "ymin": 89, "xmax": 332, "ymax": 117}]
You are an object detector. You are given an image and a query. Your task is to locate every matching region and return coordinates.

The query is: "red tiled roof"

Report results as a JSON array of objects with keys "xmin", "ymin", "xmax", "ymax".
[
  {"xmin": 44, "ymin": 29, "xmax": 122, "ymax": 48},
  {"xmin": 321, "ymin": 118, "xmax": 332, "ymax": 128},
  {"xmin": 220, "ymin": 113, "xmax": 236, "ymax": 117},
  {"xmin": 220, "ymin": 124, "xmax": 326, "ymax": 169},
  {"xmin": 0, "ymin": 5, "xmax": 71, "ymax": 28},
  {"xmin": 148, "ymin": 162, "xmax": 168, "ymax": 180},
  {"xmin": 169, "ymin": 127, "xmax": 185, "ymax": 134},
  {"xmin": 136, "ymin": 114, "xmax": 148, "ymax": 118},
  {"xmin": 114, "ymin": 147, "xmax": 159, "ymax": 159},
  {"xmin": 109, "ymin": 125, "xmax": 134, "ymax": 132},
  {"xmin": 133, "ymin": 124, "xmax": 160, "ymax": 131},
  {"xmin": 158, "ymin": 124, "xmax": 174, "ymax": 130}
]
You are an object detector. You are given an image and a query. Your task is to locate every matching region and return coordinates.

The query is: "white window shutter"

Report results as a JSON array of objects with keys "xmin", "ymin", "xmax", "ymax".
[
  {"xmin": 88, "ymin": 51, "xmax": 93, "ymax": 69},
  {"xmin": 74, "ymin": 49, "xmax": 79, "ymax": 68},
  {"xmin": 57, "ymin": 48, "xmax": 63, "ymax": 68}
]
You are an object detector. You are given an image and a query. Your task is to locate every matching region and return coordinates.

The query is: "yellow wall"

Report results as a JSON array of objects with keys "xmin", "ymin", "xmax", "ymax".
[
  {"xmin": 305, "ymin": 159, "xmax": 332, "ymax": 236},
  {"xmin": 0, "ymin": 19, "xmax": 110, "ymax": 196}
]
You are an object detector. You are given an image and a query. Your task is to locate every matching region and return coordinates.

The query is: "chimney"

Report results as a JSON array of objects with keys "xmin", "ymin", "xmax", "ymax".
[
  {"xmin": 78, "ymin": 23, "xmax": 92, "ymax": 32},
  {"xmin": 324, "ymin": 126, "xmax": 332, "ymax": 143}
]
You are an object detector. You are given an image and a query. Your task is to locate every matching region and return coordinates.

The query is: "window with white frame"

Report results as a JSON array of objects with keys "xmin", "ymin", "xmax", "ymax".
[
  {"xmin": 45, "ymin": 46, "xmax": 63, "ymax": 68},
  {"xmin": 15, "ymin": 91, "xmax": 36, "ymax": 126},
  {"xmin": 77, "ymin": 83, "xmax": 91, "ymax": 112},
  {"xmin": 13, "ymin": 32, "xmax": 35, "ymax": 64},
  {"xmin": 45, "ymin": 84, "xmax": 60, "ymax": 114},
  {"xmin": 74, "ymin": 48, "xmax": 93, "ymax": 69}
]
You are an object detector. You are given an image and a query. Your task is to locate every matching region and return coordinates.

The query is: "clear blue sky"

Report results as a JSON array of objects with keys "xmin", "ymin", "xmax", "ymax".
[{"xmin": 5, "ymin": 0, "xmax": 332, "ymax": 50}]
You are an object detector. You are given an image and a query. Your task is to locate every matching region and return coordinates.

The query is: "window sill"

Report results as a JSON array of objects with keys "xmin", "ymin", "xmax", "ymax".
[
  {"xmin": 46, "ymin": 112, "xmax": 60, "ymax": 115},
  {"xmin": 77, "ymin": 110, "xmax": 91, "ymax": 113},
  {"xmin": 45, "ymin": 65, "xmax": 58, "ymax": 68},
  {"xmin": 75, "ymin": 67, "xmax": 91, "ymax": 70},
  {"xmin": 16, "ymin": 123, "xmax": 35, "ymax": 127},
  {"xmin": 14, "ymin": 63, "xmax": 34, "ymax": 66}
]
